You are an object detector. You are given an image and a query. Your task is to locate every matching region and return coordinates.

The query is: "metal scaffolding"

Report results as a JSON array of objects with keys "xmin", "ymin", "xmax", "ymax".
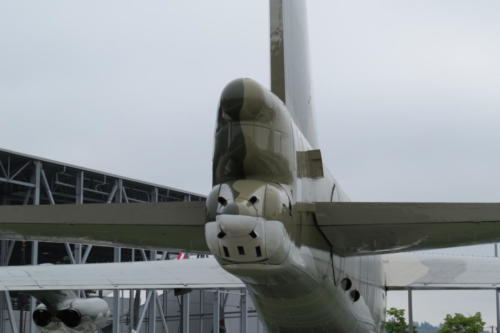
[{"xmin": 0, "ymin": 148, "xmax": 263, "ymax": 333}]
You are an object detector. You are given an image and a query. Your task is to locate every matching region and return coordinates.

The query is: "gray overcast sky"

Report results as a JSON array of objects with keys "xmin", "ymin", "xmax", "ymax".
[{"xmin": 1, "ymin": 0, "xmax": 500, "ymax": 327}]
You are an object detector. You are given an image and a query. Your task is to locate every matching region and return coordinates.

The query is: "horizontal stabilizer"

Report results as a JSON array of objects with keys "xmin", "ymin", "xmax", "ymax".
[
  {"xmin": 384, "ymin": 253, "xmax": 500, "ymax": 290},
  {"xmin": 0, "ymin": 258, "xmax": 243, "ymax": 291},
  {"xmin": 0, "ymin": 202, "xmax": 208, "ymax": 252},
  {"xmin": 311, "ymin": 202, "xmax": 500, "ymax": 256}
]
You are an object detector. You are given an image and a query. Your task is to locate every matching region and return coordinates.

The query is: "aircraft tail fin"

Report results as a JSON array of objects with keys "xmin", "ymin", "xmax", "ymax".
[{"xmin": 270, "ymin": 0, "xmax": 318, "ymax": 147}]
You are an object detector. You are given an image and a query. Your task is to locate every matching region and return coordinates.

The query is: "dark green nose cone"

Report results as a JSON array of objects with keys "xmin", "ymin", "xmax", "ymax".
[{"xmin": 220, "ymin": 79, "xmax": 245, "ymax": 121}]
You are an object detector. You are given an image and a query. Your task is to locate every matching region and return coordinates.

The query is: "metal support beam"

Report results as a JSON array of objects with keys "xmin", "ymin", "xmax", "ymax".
[
  {"xmin": 0, "ymin": 243, "xmax": 12, "ymax": 333},
  {"xmin": 155, "ymin": 296, "xmax": 170, "ymax": 333},
  {"xmin": 129, "ymin": 250, "xmax": 135, "ymax": 333},
  {"xmin": 6, "ymin": 241, "xmax": 15, "ymax": 264},
  {"xmin": 199, "ymin": 291, "xmax": 204, "ymax": 333},
  {"xmin": 73, "ymin": 243, "xmax": 85, "ymax": 298},
  {"xmin": 213, "ymin": 290, "xmax": 220, "ymax": 333},
  {"xmin": 31, "ymin": 241, "xmax": 38, "ymax": 265},
  {"xmin": 140, "ymin": 249, "xmax": 149, "ymax": 261},
  {"xmin": 113, "ymin": 247, "xmax": 122, "ymax": 333},
  {"xmin": 116, "ymin": 179, "xmax": 124, "ymax": 203},
  {"xmin": 0, "ymin": 159, "xmax": 6, "ymax": 178},
  {"xmin": 76, "ymin": 170, "xmax": 84, "ymax": 204},
  {"xmin": 148, "ymin": 251, "xmax": 157, "ymax": 333},
  {"xmin": 408, "ymin": 289, "xmax": 413, "ymax": 333},
  {"xmin": 0, "ymin": 241, "xmax": 9, "ymax": 333},
  {"xmin": 30, "ymin": 241, "xmax": 39, "ymax": 333},
  {"xmin": 0, "ymin": 177, "xmax": 36, "ymax": 188},
  {"xmin": 82, "ymin": 245, "xmax": 92, "ymax": 264},
  {"xmin": 221, "ymin": 292, "xmax": 228, "ymax": 329},
  {"xmin": 106, "ymin": 183, "xmax": 118, "ymax": 203},
  {"xmin": 152, "ymin": 187, "xmax": 159, "ymax": 203},
  {"xmin": 113, "ymin": 187, "xmax": 123, "ymax": 333},
  {"xmin": 135, "ymin": 291, "xmax": 153, "ymax": 333},
  {"xmin": 40, "ymin": 169, "xmax": 55, "ymax": 205},
  {"xmin": 5, "ymin": 292, "xmax": 19, "ymax": 333},
  {"xmin": 496, "ymin": 289, "xmax": 500, "ymax": 333},
  {"xmin": 33, "ymin": 161, "xmax": 41, "ymax": 205},
  {"xmin": 240, "ymin": 289, "xmax": 247, "ymax": 333},
  {"xmin": 128, "ymin": 290, "xmax": 134, "ymax": 333},
  {"xmin": 122, "ymin": 186, "xmax": 129, "ymax": 203},
  {"xmin": 496, "ymin": 244, "xmax": 499, "ymax": 333},
  {"xmin": 10, "ymin": 161, "xmax": 31, "ymax": 180},
  {"xmin": 182, "ymin": 293, "xmax": 190, "ymax": 333},
  {"xmin": 64, "ymin": 243, "xmax": 76, "ymax": 264},
  {"xmin": 75, "ymin": 244, "xmax": 82, "ymax": 264}
]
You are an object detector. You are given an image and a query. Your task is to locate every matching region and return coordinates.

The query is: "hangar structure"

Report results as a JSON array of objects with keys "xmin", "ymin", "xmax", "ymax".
[{"xmin": 0, "ymin": 148, "xmax": 264, "ymax": 333}]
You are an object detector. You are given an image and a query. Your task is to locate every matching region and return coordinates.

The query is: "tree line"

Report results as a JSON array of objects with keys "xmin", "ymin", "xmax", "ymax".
[{"xmin": 384, "ymin": 307, "xmax": 489, "ymax": 333}]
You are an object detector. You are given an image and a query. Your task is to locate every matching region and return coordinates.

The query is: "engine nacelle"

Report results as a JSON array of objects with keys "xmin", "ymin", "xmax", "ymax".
[
  {"xmin": 57, "ymin": 308, "xmax": 82, "ymax": 329},
  {"xmin": 33, "ymin": 304, "xmax": 65, "ymax": 333},
  {"xmin": 33, "ymin": 297, "xmax": 111, "ymax": 333},
  {"xmin": 33, "ymin": 306, "xmax": 52, "ymax": 327}
]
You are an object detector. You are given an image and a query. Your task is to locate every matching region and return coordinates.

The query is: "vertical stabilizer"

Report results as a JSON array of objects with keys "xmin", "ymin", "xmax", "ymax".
[{"xmin": 270, "ymin": 0, "xmax": 318, "ymax": 147}]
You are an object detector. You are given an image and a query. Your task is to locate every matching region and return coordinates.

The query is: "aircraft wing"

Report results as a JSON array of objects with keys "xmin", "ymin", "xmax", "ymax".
[
  {"xmin": 307, "ymin": 202, "xmax": 500, "ymax": 256},
  {"xmin": 383, "ymin": 253, "xmax": 500, "ymax": 290},
  {"xmin": 0, "ymin": 202, "xmax": 208, "ymax": 253},
  {"xmin": 0, "ymin": 258, "xmax": 243, "ymax": 291}
]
